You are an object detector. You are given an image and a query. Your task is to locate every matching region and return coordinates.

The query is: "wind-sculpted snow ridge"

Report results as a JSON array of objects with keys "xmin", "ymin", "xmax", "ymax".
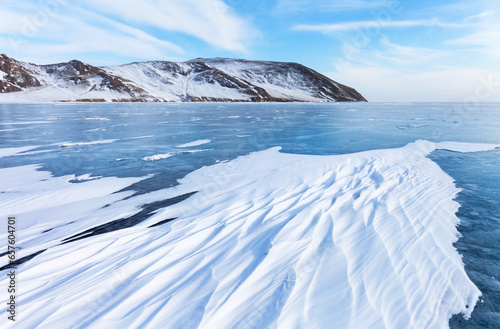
[{"xmin": 1, "ymin": 141, "xmax": 498, "ymax": 329}]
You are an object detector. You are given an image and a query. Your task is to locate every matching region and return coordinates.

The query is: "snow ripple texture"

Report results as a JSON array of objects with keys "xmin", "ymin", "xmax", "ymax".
[{"xmin": 1, "ymin": 140, "xmax": 498, "ymax": 329}]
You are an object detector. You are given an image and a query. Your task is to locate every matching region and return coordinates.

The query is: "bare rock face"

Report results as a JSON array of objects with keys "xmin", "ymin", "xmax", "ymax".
[
  {"xmin": 0, "ymin": 54, "xmax": 42, "ymax": 92},
  {"xmin": 0, "ymin": 54, "xmax": 367, "ymax": 102}
]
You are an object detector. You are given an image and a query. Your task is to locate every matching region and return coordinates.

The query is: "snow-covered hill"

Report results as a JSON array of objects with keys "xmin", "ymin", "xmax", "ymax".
[{"xmin": 0, "ymin": 54, "xmax": 366, "ymax": 102}]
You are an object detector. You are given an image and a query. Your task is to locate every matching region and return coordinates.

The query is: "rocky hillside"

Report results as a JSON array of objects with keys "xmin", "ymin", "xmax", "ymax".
[{"xmin": 0, "ymin": 54, "xmax": 366, "ymax": 102}]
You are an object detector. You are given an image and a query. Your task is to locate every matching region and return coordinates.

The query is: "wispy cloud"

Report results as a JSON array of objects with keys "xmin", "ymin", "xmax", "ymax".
[
  {"xmin": 293, "ymin": 19, "xmax": 466, "ymax": 33},
  {"xmin": 276, "ymin": 0, "xmax": 391, "ymax": 12},
  {"xmin": 445, "ymin": 10, "xmax": 500, "ymax": 57},
  {"xmin": 0, "ymin": 4, "xmax": 183, "ymax": 64},
  {"xmin": 329, "ymin": 60, "xmax": 500, "ymax": 102},
  {"xmin": 289, "ymin": 0, "xmax": 500, "ymax": 102},
  {"xmin": 84, "ymin": 0, "xmax": 256, "ymax": 52},
  {"xmin": 0, "ymin": 0, "xmax": 257, "ymax": 64},
  {"xmin": 374, "ymin": 37, "xmax": 449, "ymax": 65},
  {"xmin": 335, "ymin": 36, "xmax": 450, "ymax": 75}
]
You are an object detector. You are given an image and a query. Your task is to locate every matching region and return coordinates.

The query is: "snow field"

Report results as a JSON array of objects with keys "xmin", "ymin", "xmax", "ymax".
[{"xmin": 0, "ymin": 140, "xmax": 498, "ymax": 329}]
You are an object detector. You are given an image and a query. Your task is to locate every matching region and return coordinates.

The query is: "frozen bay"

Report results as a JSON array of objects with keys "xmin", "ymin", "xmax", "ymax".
[{"xmin": 0, "ymin": 102, "xmax": 499, "ymax": 328}]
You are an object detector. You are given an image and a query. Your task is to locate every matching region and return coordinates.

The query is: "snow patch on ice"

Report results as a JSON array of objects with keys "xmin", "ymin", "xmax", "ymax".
[
  {"xmin": 175, "ymin": 139, "xmax": 211, "ymax": 148},
  {"xmin": 436, "ymin": 141, "xmax": 499, "ymax": 153},
  {"xmin": 397, "ymin": 124, "xmax": 428, "ymax": 129},
  {"xmin": 59, "ymin": 139, "xmax": 118, "ymax": 147},
  {"xmin": 142, "ymin": 152, "xmax": 175, "ymax": 161},
  {"xmin": 180, "ymin": 149, "xmax": 213, "ymax": 154},
  {"xmin": 1, "ymin": 121, "xmax": 51, "ymax": 125},
  {"xmin": 70, "ymin": 173, "xmax": 103, "ymax": 182},
  {"xmin": 15, "ymin": 149, "xmax": 55, "ymax": 156},
  {"xmin": 123, "ymin": 135, "xmax": 155, "ymax": 140},
  {"xmin": 1, "ymin": 140, "xmax": 498, "ymax": 329},
  {"xmin": 85, "ymin": 117, "xmax": 110, "ymax": 121},
  {"xmin": 0, "ymin": 145, "xmax": 41, "ymax": 158},
  {"xmin": 142, "ymin": 148, "xmax": 212, "ymax": 162},
  {"xmin": 0, "ymin": 164, "xmax": 147, "ymax": 258}
]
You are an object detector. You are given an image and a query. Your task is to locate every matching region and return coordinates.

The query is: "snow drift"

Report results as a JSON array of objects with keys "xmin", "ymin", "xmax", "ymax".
[{"xmin": 1, "ymin": 140, "xmax": 498, "ymax": 329}]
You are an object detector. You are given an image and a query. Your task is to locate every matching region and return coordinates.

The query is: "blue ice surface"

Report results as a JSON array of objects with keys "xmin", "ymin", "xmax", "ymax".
[
  {"xmin": 431, "ymin": 150, "xmax": 500, "ymax": 328},
  {"xmin": 0, "ymin": 101, "xmax": 499, "ymax": 327}
]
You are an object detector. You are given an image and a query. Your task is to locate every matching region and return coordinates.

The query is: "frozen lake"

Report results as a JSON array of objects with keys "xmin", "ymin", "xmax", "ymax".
[{"xmin": 0, "ymin": 102, "xmax": 499, "ymax": 328}]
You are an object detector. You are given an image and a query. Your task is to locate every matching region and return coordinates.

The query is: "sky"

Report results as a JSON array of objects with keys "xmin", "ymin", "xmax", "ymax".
[{"xmin": 1, "ymin": 0, "xmax": 499, "ymax": 102}]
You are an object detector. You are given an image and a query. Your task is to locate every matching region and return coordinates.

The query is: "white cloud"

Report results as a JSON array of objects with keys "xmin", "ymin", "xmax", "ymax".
[
  {"xmin": 0, "ymin": 8, "xmax": 29, "ymax": 35},
  {"xmin": 295, "ymin": 0, "xmax": 500, "ymax": 102},
  {"xmin": 446, "ymin": 10, "xmax": 500, "ymax": 59},
  {"xmin": 293, "ymin": 19, "xmax": 466, "ymax": 33},
  {"xmin": 276, "ymin": 0, "xmax": 391, "ymax": 12},
  {"xmin": 328, "ymin": 33, "xmax": 500, "ymax": 102},
  {"xmin": 336, "ymin": 34, "xmax": 451, "ymax": 75},
  {"xmin": 0, "ymin": 0, "xmax": 256, "ymax": 63},
  {"xmin": 374, "ymin": 37, "xmax": 449, "ymax": 65},
  {"xmin": 328, "ymin": 60, "xmax": 500, "ymax": 102},
  {"xmin": 84, "ymin": 0, "xmax": 256, "ymax": 52},
  {"xmin": 0, "ymin": 5, "xmax": 183, "ymax": 63}
]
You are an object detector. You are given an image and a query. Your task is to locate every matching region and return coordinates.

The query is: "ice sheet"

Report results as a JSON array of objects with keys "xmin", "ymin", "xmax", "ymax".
[{"xmin": 1, "ymin": 140, "xmax": 498, "ymax": 329}]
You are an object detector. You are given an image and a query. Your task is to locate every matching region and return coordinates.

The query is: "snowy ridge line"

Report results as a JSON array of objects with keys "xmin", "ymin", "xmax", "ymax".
[
  {"xmin": 0, "ymin": 55, "xmax": 367, "ymax": 103},
  {"xmin": 0, "ymin": 140, "xmax": 498, "ymax": 329}
]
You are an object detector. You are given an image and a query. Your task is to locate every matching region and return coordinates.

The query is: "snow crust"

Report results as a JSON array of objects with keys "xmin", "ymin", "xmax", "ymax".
[
  {"xmin": 59, "ymin": 139, "xmax": 119, "ymax": 147},
  {"xmin": 1, "ymin": 121, "xmax": 51, "ymax": 125},
  {"xmin": 175, "ymin": 139, "xmax": 211, "ymax": 148},
  {"xmin": 0, "ymin": 145, "xmax": 41, "ymax": 158},
  {"xmin": 142, "ymin": 148, "xmax": 212, "ymax": 162},
  {"xmin": 1, "ymin": 140, "xmax": 498, "ymax": 329},
  {"xmin": 142, "ymin": 152, "xmax": 175, "ymax": 161},
  {"xmin": 85, "ymin": 117, "xmax": 110, "ymax": 121},
  {"xmin": 0, "ymin": 164, "xmax": 145, "ymax": 257},
  {"xmin": 123, "ymin": 135, "xmax": 154, "ymax": 140},
  {"xmin": 435, "ymin": 141, "xmax": 499, "ymax": 153}
]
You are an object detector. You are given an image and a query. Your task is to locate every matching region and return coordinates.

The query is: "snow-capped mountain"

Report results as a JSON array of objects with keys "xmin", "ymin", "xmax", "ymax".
[{"xmin": 0, "ymin": 54, "xmax": 366, "ymax": 102}]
